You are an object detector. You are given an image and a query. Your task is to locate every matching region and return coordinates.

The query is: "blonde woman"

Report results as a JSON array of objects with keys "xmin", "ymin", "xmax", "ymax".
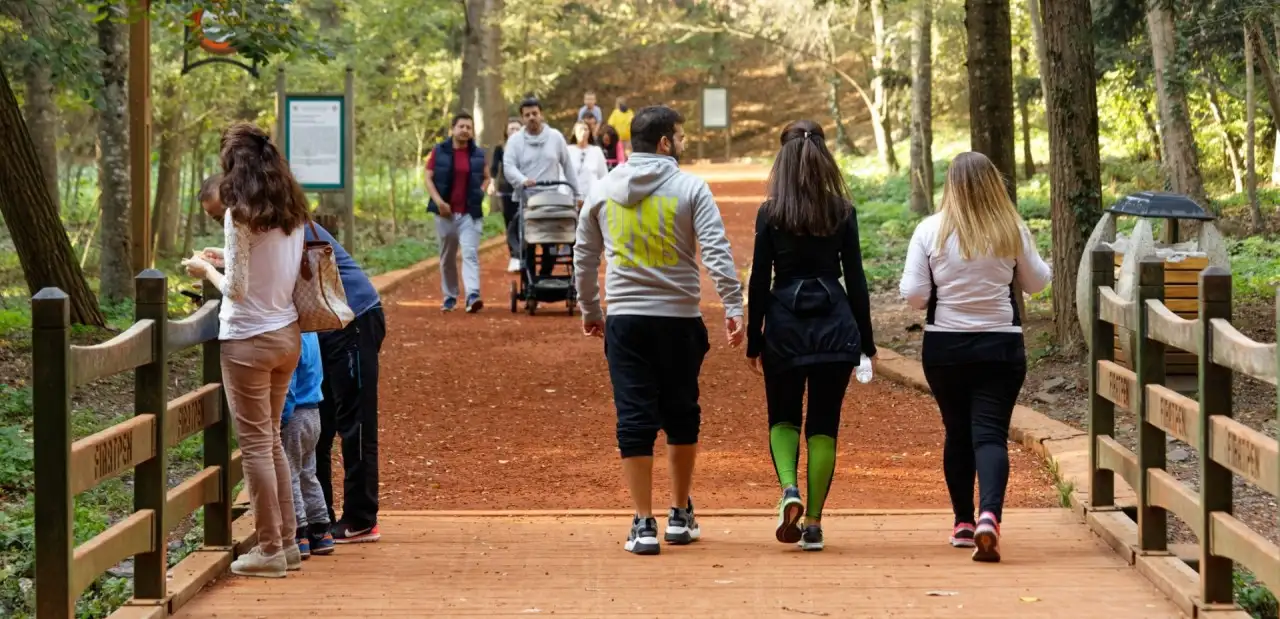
[{"xmin": 898, "ymin": 151, "xmax": 1051, "ymax": 563}]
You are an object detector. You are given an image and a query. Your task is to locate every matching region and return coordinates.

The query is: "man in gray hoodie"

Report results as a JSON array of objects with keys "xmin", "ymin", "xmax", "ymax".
[
  {"xmin": 573, "ymin": 105, "xmax": 745, "ymax": 556},
  {"xmin": 503, "ymin": 96, "xmax": 582, "ymax": 275}
]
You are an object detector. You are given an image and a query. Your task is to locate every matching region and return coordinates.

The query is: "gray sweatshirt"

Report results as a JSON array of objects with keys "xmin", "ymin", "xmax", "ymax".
[
  {"xmin": 502, "ymin": 125, "xmax": 582, "ymax": 200},
  {"xmin": 573, "ymin": 153, "xmax": 744, "ymax": 322}
]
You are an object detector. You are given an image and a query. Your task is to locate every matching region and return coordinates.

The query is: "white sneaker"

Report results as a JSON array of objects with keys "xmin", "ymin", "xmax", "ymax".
[
  {"xmin": 230, "ymin": 547, "xmax": 287, "ymax": 578},
  {"xmin": 507, "ymin": 258, "xmax": 522, "ymax": 273},
  {"xmin": 284, "ymin": 542, "xmax": 302, "ymax": 571}
]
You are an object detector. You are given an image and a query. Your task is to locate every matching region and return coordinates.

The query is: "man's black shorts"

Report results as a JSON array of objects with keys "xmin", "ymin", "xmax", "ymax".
[{"xmin": 604, "ymin": 315, "xmax": 710, "ymax": 458}]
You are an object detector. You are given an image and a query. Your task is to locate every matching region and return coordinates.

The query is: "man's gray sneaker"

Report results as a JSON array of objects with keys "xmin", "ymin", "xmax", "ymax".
[
  {"xmin": 625, "ymin": 515, "xmax": 660, "ymax": 555},
  {"xmin": 665, "ymin": 498, "xmax": 701, "ymax": 545}
]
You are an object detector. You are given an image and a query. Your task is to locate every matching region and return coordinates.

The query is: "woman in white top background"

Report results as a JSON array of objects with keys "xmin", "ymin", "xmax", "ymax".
[
  {"xmin": 183, "ymin": 122, "xmax": 310, "ymax": 578},
  {"xmin": 567, "ymin": 120, "xmax": 608, "ymax": 200},
  {"xmin": 898, "ymin": 151, "xmax": 1051, "ymax": 563}
]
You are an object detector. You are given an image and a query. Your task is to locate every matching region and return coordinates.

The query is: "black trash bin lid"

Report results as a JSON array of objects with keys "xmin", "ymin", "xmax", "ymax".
[{"xmin": 1106, "ymin": 191, "xmax": 1215, "ymax": 221}]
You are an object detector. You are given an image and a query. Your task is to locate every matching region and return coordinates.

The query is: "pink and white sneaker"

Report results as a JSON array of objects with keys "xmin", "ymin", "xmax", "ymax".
[
  {"xmin": 972, "ymin": 511, "xmax": 1001, "ymax": 562},
  {"xmin": 949, "ymin": 523, "xmax": 976, "ymax": 548}
]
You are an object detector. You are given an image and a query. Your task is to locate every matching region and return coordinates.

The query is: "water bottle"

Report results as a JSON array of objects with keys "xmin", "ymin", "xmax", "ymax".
[{"xmin": 855, "ymin": 354, "xmax": 873, "ymax": 384}]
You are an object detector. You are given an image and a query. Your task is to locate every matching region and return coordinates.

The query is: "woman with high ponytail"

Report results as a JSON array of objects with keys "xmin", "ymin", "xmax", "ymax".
[{"xmin": 745, "ymin": 120, "xmax": 876, "ymax": 551}]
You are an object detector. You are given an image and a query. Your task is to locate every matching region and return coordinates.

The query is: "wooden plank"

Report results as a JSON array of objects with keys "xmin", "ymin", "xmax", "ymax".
[
  {"xmin": 1164, "ymin": 284, "xmax": 1198, "ymax": 299},
  {"xmin": 68, "ymin": 320, "xmax": 155, "ymax": 388},
  {"xmin": 1164, "ymin": 270, "xmax": 1201, "ymax": 283},
  {"xmin": 1209, "ymin": 318, "xmax": 1278, "ymax": 386},
  {"xmin": 165, "ymin": 467, "xmax": 223, "ymax": 532},
  {"xmin": 1209, "ymin": 513, "xmax": 1280, "ymax": 594},
  {"xmin": 1146, "ymin": 469, "xmax": 1202, "ymax": 539},
  {"xmin": 167, "ymin": 301, "xmax": 221, "ymax": 353},
  {"xmin": 1144, "ymin": 300, "xmax": 1199, "ymax": 353},
  {"xmin": 1097, "ymin": 360, "xmax": 1136, "ymax": 410},
  {"xmin": 1166, "ymin": 256, "xmax": 1210, "ymax": 270},
  {"xmin": 1145, "ymin": 384, "xmax": 1201, "ymax": 446},
  {"xmin": 229, "ymin": 449, "xmax": 243, "ymax": 489},
  {"xmin": 1208, "ymin": 415, "xmax": 1280, "ymax": 495},
  {"xmin": 1099, "ymin": 286, "xmax": 1135, "ymax": 329},
  {"xmin": 166, "ymin": 549, "xmax": 233, "ymax": 613},
  {"xmin": 69, "ymin": 415, "xmax": 157, "ymax": 495},
  {"xmin": 103, "ymin": 604, "xmax": 166, "ymax": 619},
  {"xmin": 1164, "ymin": 299, "xmax": 1199, "ymax": 313},
  {"xmin": 71, "ymin": 510, "xmax": 155, "ymax": 599},
  {"xmin": 1096, "ymin": 435, "xmax": 1140, "ymax": 492},
  {"xmin": 165, "ymin": 383, "xmax": 223, "ymax": 447}
]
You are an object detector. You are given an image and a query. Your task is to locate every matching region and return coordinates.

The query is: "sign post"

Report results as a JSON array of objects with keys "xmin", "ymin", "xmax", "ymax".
[
  {"xmin": 277, "ymin": 69, "xmax": 357, "ymax": 250},
  {"xmin": 701, "ymin": 86, "xmax": 731, "ymax": 162}
]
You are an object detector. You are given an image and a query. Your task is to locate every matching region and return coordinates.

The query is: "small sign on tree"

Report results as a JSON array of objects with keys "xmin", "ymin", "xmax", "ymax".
[{"xmin": 702, "ymin": 86, "xmax": 730, "ymax": 130}]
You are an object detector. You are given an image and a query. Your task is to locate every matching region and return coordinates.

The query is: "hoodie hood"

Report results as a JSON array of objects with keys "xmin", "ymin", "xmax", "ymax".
[{"xmin": 602, "ymin": 153, "xmax": 680, "ymax": 207}]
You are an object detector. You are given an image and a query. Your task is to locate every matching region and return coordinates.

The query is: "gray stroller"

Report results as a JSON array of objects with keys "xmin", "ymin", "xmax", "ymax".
[{"xmin": 509, "ymin": 180, "xmax": 578, "ymax": 315}]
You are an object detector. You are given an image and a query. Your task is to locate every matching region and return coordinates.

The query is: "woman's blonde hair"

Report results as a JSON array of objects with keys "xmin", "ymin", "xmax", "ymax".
[{"xmin": 935, "ymin": 151, "xmax": 1024, "ymax": 260}]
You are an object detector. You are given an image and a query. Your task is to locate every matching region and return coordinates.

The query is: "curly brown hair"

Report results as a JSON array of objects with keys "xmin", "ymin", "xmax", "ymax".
[{"xmin": 218, "ymin": 122, "xmax": 310, "ymax": 234}]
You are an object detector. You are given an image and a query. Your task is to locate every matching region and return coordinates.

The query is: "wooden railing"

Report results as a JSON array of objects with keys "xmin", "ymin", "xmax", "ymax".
[
  {"xmin": 33, "ymin": 271, "xmax": 243, "ymax": 619},
  {"xmin": 1087, "ymin": 248, "xmax": 1279, "ymax": 613}
]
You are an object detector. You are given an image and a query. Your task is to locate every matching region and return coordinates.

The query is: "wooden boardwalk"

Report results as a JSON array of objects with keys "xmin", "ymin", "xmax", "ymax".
[{"xmin": 172, "ymin": 508, "xmax": 1183, "ymax": 618}]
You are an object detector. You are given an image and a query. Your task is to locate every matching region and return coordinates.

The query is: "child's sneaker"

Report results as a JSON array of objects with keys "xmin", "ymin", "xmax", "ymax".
[
  {"xmin": 775, "ymin": 486, "xmax": 805, "ymax": 544},
  {"xmin": 950, "ymin": 523, "xmax": 976, "ymax": 548},
  {"xmin": 332, "ymin": 520, "xmax": 381, "ymax": 544},
  {"xmin": 230, "ymin": 547, "xmax": 286, "ymax": 578},
  {"xmin": 972, "ymin": 511, "xmax": 1001, "ymax": 562},
  {"xmin": 309, "ymin": 531, "xmax": 336, "ymax": 556},
  {"xmin": 799, "ymin": 524, "xmax": 824, "ymax": 551},
  {"xmin": 624, "ymin": 515, "xmax": 660, "ymax": 555},
  {"xmin": 665, "ymin": 498, "xmax": 701, "ymax": 545},
  {"xmin": 441, "ymin": 297, "xmax": 457, "ymax": 312},
  {"xmin": 283, "ymin": 541, "xmax": 302, "ymax": 571},
  {"xmin": 296, "ymin": 536, "xmax": 311, "ymax": 559}
]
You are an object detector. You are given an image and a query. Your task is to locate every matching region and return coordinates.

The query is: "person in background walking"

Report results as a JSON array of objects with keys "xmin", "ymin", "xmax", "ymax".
[
  {"xmin": 898, "ymin": 151, "xmax": 1051, "ymax": 563},
  {"xmin": 598, "ymin": 125, "xmax": 627, "ymax": 171},
  {"xmin": 578, "ymin": 89, "xmax": 604, "ymax": 124},
  {"xmin": 183, "ymin": 122, "xmax": 307, "ymax": 578},
  {"xmin": 425, "ymin": 112, "xmax": 491, "ymax": 313},
  {"xmin": 504, "ymin": 97, "xmax": 582, "ymax": 276},
  {"xmin": 568, "ymin": 120, "xmax": 609, "ymax": 201},
  {"xmin": 745, "ymin": 120, "xmax": 876, "ymax": 552},
  {"xmin": 607, "ymin": 96, "xmax": 634, "ymax": 153},
  {"xmin": 200, "ymin": 176, "xmax": 386, "ymax": 546},
  {"xmin": 491, "ymin": 117, "xmax": 525, "ymax": 273},
  {"xmin": 574, "ymin": 105, "xmax": 745, "ymax": 556},
  {"xmin": 281, "ymin": 331, "xmax": 336, "ymax": 559}
]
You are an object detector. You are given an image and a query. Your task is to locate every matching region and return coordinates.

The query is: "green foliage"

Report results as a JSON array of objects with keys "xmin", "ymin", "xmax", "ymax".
[
  {"xmin": 1235, "ymin": 569, "xmax": 1279, "ymax": 619},
  {"xmin": 1227, "ymin": 235, "xmax": 1280, "ymax": 302}
]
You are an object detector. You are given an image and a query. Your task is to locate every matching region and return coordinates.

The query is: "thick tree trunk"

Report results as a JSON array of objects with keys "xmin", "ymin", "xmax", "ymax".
[
  {"xmin": 1204, "ymin": 77, "xmax": 1244, "ymax": 193},
  {"xmin": 152, "ymin": 92, "xmax": 184, "ymax": 256},
  {"xmin": 909, "ymin": 0, "xmax": 934, "ymax": 215},
  {"xmin": 478, "ymin": 0, "xmax": 506, "ymax": 149},
  {"xmin": 457, "ymin": 0, "xmax": 483, "ymax": 114},
  {"xmin": 1025, "ymin": 0, "xmax": 1049, "ymax": 78},
  {"xmin": 15, "ymin": 0, "xmax": 60, "ymax": 213},
  {"xmin": 1246, "ymin": 26, "xmax": 1261, "ymax": 233},
  {"xmin": 0, "ymin": 63, "xmax": 105, "ymax": 325},
  {"xmin": 1041, "ymin": 0, "xmax": 1101, "ymax": 350},
  {"xmin": 1147, "ymin": 0, "xmax": 1207, "ymax": 221},
  {"xmin": 97, "ymin": 2, "xmax": 133, "ymax": 304},
  {"xmin": 965, "ymin": 0, "xmax": 1018, "ymax": 201},
  {"xmin": 871, "ymin": 0, "xmax": 899, "ymax": 172}
]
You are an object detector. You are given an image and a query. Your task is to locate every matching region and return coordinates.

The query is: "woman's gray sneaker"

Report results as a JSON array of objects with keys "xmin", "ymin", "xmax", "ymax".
[
  {"xmin": 799, "ymin": 524, "xmax": 824, "ymax": 551},
  {"xmin": 776, "ymin": 486, "xmax": 805, "ymax": 544}
]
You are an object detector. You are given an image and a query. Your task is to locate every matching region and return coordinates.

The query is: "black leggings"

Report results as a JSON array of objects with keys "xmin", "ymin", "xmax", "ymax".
[
  {"xmin": 763, "ymin": 363, "xmax": 855, "ymax": 439},
  {"xmin": 923, "ymin": 360, "xmax": 1026, "ymax": 524},
  {"xmin": 500, "ymin": 194, "xmax": 519, "ymax": 258}
]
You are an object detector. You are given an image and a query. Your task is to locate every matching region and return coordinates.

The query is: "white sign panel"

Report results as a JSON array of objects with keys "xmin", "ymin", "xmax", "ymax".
[
  {"xmin": 286, "ymin": 97, "xmax": 345, "ymax": 189},
  {"xmin": 702, "ymin": 87, "xmax": 729, "ymax": 129}
]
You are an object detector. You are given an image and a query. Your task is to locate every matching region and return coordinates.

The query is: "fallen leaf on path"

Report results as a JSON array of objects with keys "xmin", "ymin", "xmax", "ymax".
[
  {"xmin": 779, "ymin": 607, "xmax": 829, "ymax": 616},
  {"xmin": 1020, "ymin": 597, "xmax": 1040, "ymax": 603},
  {"xmin": 926, "ymin": 591, "xmax": 959, "ymax": 597}
]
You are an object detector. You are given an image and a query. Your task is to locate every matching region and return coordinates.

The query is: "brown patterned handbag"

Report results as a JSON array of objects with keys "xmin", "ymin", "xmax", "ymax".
[{"xmin": 294, "ymin": 220, "xmax": 355, "ymax": 333}]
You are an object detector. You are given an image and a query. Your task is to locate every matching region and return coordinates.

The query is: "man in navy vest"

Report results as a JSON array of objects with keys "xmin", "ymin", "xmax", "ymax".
[
  {"xmin": 425, "ymin": 113, "xmax": 491, "ymax": 313},
  {"xmin": 198, "ymin": 176, "xmax": 386, "ymax": 544}
]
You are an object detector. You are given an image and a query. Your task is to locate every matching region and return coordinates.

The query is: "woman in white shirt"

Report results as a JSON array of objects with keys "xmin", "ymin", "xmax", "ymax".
[
  {"xmin": 567, "ymin": 120, "xmax": 608, "ymax": 200},
  {"xmin": 898, "ymin": 151, "xmax": 1051, "ymax": 563},
  {"xmin": 183, "ymin": 122, "xmax": 309, "ymax": 578}
]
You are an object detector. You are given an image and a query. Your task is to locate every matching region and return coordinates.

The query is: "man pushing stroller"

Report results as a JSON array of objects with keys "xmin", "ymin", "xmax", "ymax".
[{"xmin": 502, "ymin": 96, "xmax": 583, "ymax": 275}]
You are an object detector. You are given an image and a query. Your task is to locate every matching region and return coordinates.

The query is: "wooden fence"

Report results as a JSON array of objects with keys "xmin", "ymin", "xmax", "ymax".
[
  {"xmin": 32, "ymin": 271, "xmax": 247, "ymax": 619},
  {"xmin": 1087, "ymin": 248, "xmax": 1279, "ymax": 613}
]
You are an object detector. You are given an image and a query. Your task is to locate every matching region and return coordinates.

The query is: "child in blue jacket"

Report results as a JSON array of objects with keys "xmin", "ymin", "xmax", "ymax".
[{"xmin": 282, "ymin": 332, "xmax": 335, "ymax": 557}]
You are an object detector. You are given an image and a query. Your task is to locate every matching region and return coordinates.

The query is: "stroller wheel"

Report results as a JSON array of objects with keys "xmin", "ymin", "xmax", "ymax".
[
  {"xmin": 567, "ymin": 297, "xmax": 576, "ymax": 316},
  {"xmin": 526, "ymin": 299, "xmax": 538, "ymax": 316},
  {"xmin": 509, "ymin": 281, "xmax": 518, "ymax": 313}
]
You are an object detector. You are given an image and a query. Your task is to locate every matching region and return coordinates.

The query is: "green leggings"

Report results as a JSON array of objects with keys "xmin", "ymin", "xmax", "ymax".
[{"xmin": 765, "ymin": 363, "xmax": 854, "ymax": 520}]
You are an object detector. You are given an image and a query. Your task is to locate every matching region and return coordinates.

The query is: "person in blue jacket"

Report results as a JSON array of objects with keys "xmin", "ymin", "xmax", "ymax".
[{"xmin": 281, "ymin": 332, "xmax": 335, "ymax": 558}]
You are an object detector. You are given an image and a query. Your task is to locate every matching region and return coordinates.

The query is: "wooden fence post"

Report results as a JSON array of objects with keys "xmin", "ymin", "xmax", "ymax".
[
  {"xmin": 133, "ymin": 270, "xmax": 169, "ymax": 600},
  {"xmin": 201, "ymin": 278, "xmax": 233, "ymax": 547},
  {"xmin": 1197, "ymin": 266, "xmax": 1233, "ymax": 605},
  {"xmin": 1089, "ymin": 247, "xmax": 1117, "ymax": 508},
  {"xmin": 1135, "ymin": 257, "xmax": 1167, "ymax": 552},
  {"xmin": 32, "ymin": 288, "xmax": 73, "ymax": 619}
]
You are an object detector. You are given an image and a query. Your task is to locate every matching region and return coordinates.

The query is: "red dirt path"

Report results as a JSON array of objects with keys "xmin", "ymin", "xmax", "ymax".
[{"xmin": 371, "ymin": 166, "xmax": 1057, "ymax": 511}]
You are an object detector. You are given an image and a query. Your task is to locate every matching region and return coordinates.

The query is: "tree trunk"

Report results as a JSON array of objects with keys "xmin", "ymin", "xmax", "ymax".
[
  {"xmin": 457, "ymin": 0, "xmax": 483, "ymax": 114},
  {"xmin": 1204, "ymin": 76, "xmax": 1244, "ymax": 193},
  {"xmin": 871, "ymin": 0, "xmax": 899, "ymax": 172},
  {"xmin": 97, "ymin": 2, "xmax": 133, "ymax": 304},
  {"xmin": 181, "ymin": 133, "xmax": 201, "ymax": 257},
  {"xmin": 1041, "ymin": 0, "xmax": 1101, "ymax": 350},
  {"xmin": 828, "ymin": 73, "xmax": 860, "ymax": 156},
  {"xmin": 0, "ymin": 63, "xmax": 105, "ymax": 325},
  {"xmin": 965, "ymin": 0, "xmax": 1018, "ymax": 201},
  {"xmin": 1025, "ymin": 0, "xmax": 1049, "ymax": 78},
  {"xmin": 1147, "ymin": 0, "xmax": 1207, "ymax": 222},
  {"xmin": 15, "ymin": 0, "xmax": 60, "ymax": 213},
  {"xmin": 152, "ymin": 97, "xmax": 184, "ymax": 256},
  {"xmin": 1246, "ymin": 26, "xmax": 1261, "ymax": 232},
  {"xmin": 1019, "ymin": 47, "xmax": 1036, "ymax": 179},
  {"xmin": 1141, "ymin": 94, "xmax": 1163, "ymax": 162},
  {"xmin": 909, "ymin": 0, "xmax": 934, "ymax": 215},
  {"xmin": 478, "ymin": 0, "xmax": 506, "ymax": 148}
]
